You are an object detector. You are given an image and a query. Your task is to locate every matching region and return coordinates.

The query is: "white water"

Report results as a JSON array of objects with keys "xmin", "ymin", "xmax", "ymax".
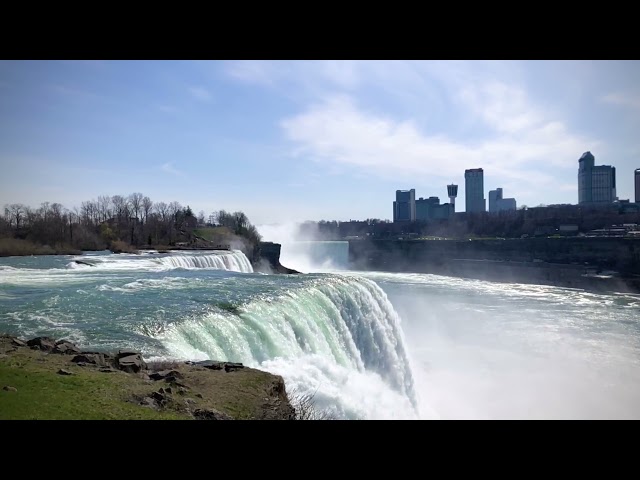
[
  {"xmin": 3, "ymin": 238, "xmax": 640, "ymax": 419},
  {"xmin": 155, "ymin": 274, "xmax": 420, "ymax": 419}
]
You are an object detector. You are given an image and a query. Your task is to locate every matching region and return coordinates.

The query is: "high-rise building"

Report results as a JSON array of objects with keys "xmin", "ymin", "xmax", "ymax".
[
  {"xmin": 465, "ymin": 168, "xmax": 485, "ymax": 213},
  {"xmin": 447, "ymin": 184, "xmax": 458, "ymax": 212},
  {"xmin": 393, "ymin": 189, "xmax": 416, "ymax": 222},
  {"xmin": 488, "ymin": 187, "xmax": 517, "ymax": 213},
  {"xmin": 578, "ymin": 151, "xmax": 616, "ymax": 204},
  {"xmin": 635, "ymin": 168, "xmax": 640, "ymax": 203},
  {"xmin": 416, "ymin": 196, "xmax": 453, "ymax": 221}
]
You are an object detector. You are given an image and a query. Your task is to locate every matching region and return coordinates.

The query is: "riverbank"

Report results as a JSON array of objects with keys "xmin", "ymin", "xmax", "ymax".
[
  {"xmin": 0, "ymin": 334, "xmax": 295, "ymax": 420},
  {"xmin": 0, "ymin": 238, "xmax": 81, "ymax": 257}
]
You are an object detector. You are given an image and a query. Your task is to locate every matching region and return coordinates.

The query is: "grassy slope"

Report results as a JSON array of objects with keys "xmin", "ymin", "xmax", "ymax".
[
  {"xmin": 0, "ymin": 351, "xmax": 185, "ymax": 420},
  {"xmin": 0, "ymin": 339, "xmax": 291, "ymax": 420}
]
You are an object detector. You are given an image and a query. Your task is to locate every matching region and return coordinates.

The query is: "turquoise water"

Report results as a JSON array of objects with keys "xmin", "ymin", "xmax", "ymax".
[{"xmin": 2, "ymin": 246, "xmax": 640, "ymax": 419}]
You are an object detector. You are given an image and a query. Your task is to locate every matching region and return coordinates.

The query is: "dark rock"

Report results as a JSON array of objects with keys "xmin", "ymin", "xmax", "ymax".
[
  {"xmin": 194, "ymin": 360, "xmax": 244, "ymax": 372},
  {"xmin": 224, "ymin": 362, "xmax": 244, "ymax": 372},
  {"xmin": 164, "ymin": 375, "xmax": 186, "ymax": 386},
  {"xmin": 193, "ymin": 408, "xmax": 233, "ymax": 420},
  {"xmin": 116, "ymin": 353, "xmax": 147, "ymax": 373},
  {"xmin": 195, "ymin": 393, "xmax": 203, "ymax": 399},
  {"xmin": 71, "ymin": 354, "xmax": 100, "ymax": 365},
  {"xmin": 27, "ymin": 337, "xmax": 56, "ymax": 352},
  {"xmin": 53, "ymin": 340, "xmax": 81, "ymax": 355},
  {"xmin": 149, "ymin": 369, "xmax": 183, "ymax": 381},
  {"xmin": 57, "ymin": 369, "xmax": 73, "ymax": 376},
  {"xmin": 98, "ymin": 367, "xmax": 117, "ymax": 373},
  {"xmin": 116, "ymin": 350, "xmax": 142, "ymax": 359},
  {"xmin": 177, "ymin": 387, "xmax": 188, "ymax": 395},
  {"xmin": 11, "ymin": 338, "xmax": 27, "ymax": 347},
  {"xmin": 140, "ymin": 397, "xmax": 158, "ymax": 409},
  {"xmin": 3, "ymin": 386, "xmax": 17, "ymax": 392},
  {"xmin": 151, "ymin": 391, "xmax": 168, "ymax": 404},
  {"xmin": 194, "ymin": 360, "xmax": 225, "ymax": 370}
]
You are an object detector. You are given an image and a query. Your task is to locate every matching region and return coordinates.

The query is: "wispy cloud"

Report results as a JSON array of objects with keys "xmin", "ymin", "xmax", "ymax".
[
  {"xmin": 161, "ymin": 162, "xmax": 185, "ymax": 177},
  {"xmin": 281, "ymin": 88, "xmax": 599, "ymax": 191},
  {"xmin": 601, "ymin": 92, "xmax": 640, "ymax": 110},
  {"xmin": 189, "ymin": 86, "xmax": 212, "ymax": 102}
]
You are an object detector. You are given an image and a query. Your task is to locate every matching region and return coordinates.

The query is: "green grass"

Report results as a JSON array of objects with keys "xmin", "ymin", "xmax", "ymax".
[
  {"xmin": 0, "ymin": 357, "xmax": 186, "ymax": 420},
  {"xmin": 193, "ymin": 227, "xmax": 232, "ymax": 242}
]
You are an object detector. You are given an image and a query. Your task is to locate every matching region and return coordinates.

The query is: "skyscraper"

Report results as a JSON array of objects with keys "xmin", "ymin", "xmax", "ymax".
[
  {"xmin": 465, "ymin": 168, "xmax": 485, "ymax": 213},
  {"xmin": 578, "ymin": 151, "xmax": 616, "ymax": 204},
  {"xmin": 447, "ymin": 184, "xmax": 458, "ymax": 212},
  {"xmin": 635, "ymin": 168, "xmax": 640, "ymax": 203},
  {"xmin": 393, "ymin": 189, "xmax": 416, "ymax": 222},
  {"xmin": 489, "ymin": 187, "xmax": 516, "ymax": 213}
]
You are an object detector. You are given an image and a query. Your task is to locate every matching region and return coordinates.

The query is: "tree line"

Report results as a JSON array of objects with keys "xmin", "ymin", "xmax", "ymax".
[{"xmin": 0, "ymin": 193, "xmax": 261, "ymax": 252}]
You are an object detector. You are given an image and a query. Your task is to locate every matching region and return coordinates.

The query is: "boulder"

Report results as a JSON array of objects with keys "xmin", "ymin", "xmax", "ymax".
[
  {"xmin": 193, "ymin": 360, "xmax": 225, "ymax": 370},
  {"xmin": 192, "ymin": 408, "xmax": 232, "ymax": 420},
  {"xmin": 71, "ymin": 354, "xmax": 105, "ymax": 365},
  {"xmin": 149, "ymin": 369, "xmax": 183, "ymax": 381},
  {"xmin": 140, "ymin": 397, "xmax": 158, "ymax": 409},
  {"xmin": 27, "ymin": 337, "xmax": 56, "ymax": 352},
  {"xmin": 194, "ymin": 360, "xmax": 244, "ymax": 372},
  {"xmin": 57, "ymin": 369, "xmax": 73, "ymax": 376},
  {"xmin": 3, "ymin": 386, "xmax": 17, "ymax": 392},
  {"xmin": 116, "ymin": 353, "xmax": 147, "ymax": 373},
  {"xmin": 224, "ymin": 362, "xmax": 244, "ymax": 372},
  {"xmin": 53, "ymin": 340, "xmax": 82, "ymax": 355},
  {"xmin": 151, "ymin": 390, "xmax": 168, "ymax": 405},
  {"xmin": 11, "ymin": 337, "xmax": 27, "ymax": 347}
]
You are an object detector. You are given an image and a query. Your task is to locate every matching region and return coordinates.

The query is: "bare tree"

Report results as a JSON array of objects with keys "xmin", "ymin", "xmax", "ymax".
[
  {"xmin": 142, "ymin": 196, "xmax": 153, "ymax": 224},
  {"xmin": 129, "ymin": 192, "xmax": 144, "ymax": 221},
  {"xmin": 8, "ymin": 204, "xmax": 25, "ymax": 229},
  {"xmin": 97, "ymin": 195, "xmax": 112, "ymax": 223}
]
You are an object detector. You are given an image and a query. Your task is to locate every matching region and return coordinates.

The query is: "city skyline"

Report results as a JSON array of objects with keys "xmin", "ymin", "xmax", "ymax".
[{"xmin": 1, "ymin": 60, "xmax": 639, "ymax": 224}]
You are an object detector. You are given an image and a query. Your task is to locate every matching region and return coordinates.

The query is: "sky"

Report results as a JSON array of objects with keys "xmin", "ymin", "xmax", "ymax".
[{"xmin": 1, "ymin": 60, "xmax": 639, "ymax": 225}]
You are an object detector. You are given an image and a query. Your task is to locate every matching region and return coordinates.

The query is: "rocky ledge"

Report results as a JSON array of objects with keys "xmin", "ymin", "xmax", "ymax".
[{"xmin": 0, "ymin": 334, "xmax": 295, "ymax": 420}]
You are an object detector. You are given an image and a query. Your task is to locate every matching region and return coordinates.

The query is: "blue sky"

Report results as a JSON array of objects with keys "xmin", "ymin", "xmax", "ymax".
[{"xmin": 1, "ymin": 60, "xmax": 639, "ymax": 224}]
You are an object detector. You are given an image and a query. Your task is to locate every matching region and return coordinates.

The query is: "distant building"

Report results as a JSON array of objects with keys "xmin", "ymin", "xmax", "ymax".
[
  {"xmin": 416, "ymin": 196, "xmax": 453, "ymax": 221},
  {"xmin": 465, "ymin": 168, "xmax": 485, "ymax": 213},
  {"xmin": 578, "ymin": 151, "xmax": 616, "ymax": 204},
  {"xmin": 488, "ymin": 187, "xmax": 517, "ymax": 213},
  {"xmin": 393, "ymin": 189, "xmax": 416, "ymax": 222},
  {"xmin": 635, "ymin": 168, "xmax": 640, "ymax": 203},
  {"xmin": 447, "ymin": 184, "xmax": 458, "ymax": 212}
]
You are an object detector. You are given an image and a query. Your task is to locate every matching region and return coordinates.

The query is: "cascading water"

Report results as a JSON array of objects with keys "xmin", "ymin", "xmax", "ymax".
[
  {"xmin": 155, "ymin": 251, "xmax": 253, "ymax": 272},
  {"xmin": 62, "ymin": 250, "xmax": 254, "ymax": 273},
  {"xmin": 154, "ymin": 274, "xmax": 419, "ymax": 419}
]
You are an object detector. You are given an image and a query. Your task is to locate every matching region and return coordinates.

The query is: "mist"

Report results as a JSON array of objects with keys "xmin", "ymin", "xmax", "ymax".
[
  {"xmin": 258, "ymin": 222, "xmax": 348, "ymax": 273},
  {"xmin": 360, "ymin": 272, "xmax": 640, "ymax": 419}
]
